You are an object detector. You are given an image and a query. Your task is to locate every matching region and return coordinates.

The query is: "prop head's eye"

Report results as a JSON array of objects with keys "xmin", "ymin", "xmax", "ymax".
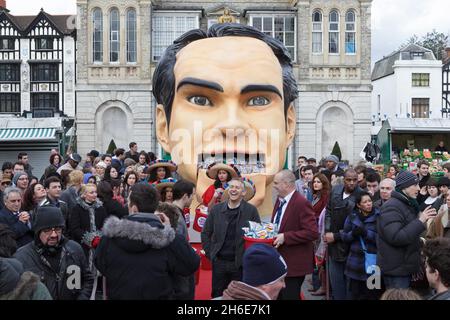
[
  {"xmin": 248, "ymin": 96, "xmax": 270, "ymax": 106},
  {"xmin": 188, "ymin": 96, "xmax": 212, "ymax": 107}
]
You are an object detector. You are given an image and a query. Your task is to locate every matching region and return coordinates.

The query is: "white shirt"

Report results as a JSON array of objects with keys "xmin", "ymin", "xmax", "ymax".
[{"xmin": 274, "ymin": 189, "xmax": 296, "ymax": 227}]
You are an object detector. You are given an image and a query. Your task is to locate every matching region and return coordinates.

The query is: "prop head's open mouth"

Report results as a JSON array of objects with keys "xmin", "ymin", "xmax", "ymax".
[{"xmin": 197, "ymin": 152, "xmax": 266, "ymax": 174}]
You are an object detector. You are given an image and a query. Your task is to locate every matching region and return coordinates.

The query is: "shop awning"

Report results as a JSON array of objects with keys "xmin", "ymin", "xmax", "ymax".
[
  {"xmin": 0, "ymin": 128, "xmax": 57, "ymax": 141},
  {"xmin": 387, "ymin": 118, "xmax": 450, "ymax": 133}
]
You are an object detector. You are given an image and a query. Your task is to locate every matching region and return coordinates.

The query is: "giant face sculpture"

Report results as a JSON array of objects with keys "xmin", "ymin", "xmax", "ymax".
[{"xmin": 154, "ymin": 24, "xmax": 298, "ymax": 217}]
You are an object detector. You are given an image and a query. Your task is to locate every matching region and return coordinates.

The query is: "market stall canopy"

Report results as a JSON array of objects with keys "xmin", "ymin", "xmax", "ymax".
[
  {"xmin": 0, "ymin": 117, "xmax": 62, "ymax": 142},
  {"xmin": 384, "ymin": 118, "xmax": 450, "ymax": 133}
]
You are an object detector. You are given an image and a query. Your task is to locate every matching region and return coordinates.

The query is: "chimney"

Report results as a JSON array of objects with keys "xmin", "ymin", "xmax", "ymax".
[{"xmin": 0, "ymin": 1, "xmax": 6, "ymax": 9}]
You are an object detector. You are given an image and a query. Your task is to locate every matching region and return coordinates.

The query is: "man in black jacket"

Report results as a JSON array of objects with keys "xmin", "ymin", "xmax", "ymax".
[
  {"xmin": 324, "ymin": 169, "xmax": 361, "ymax": 300},
  {"xmin": 201, "ymin": 178, "xmax": 261, "ymax": 298},
  {"xmin": 0, "ymin": 187, "xmax": 33, "ymax": 247},
  {"xmin": 41, "ymin": 177, "xmax": 69, "ymax": 232},
  {"xmin": 14, "ymin": 206, "xmax": 94, "ymax": 300},
  {"xmin": 378, "ymin": 170, "xmax": 436, "ymax": 289},
  {"xmin": 94, "ymin": 183, "xmax": 200, "ymax": 300}
]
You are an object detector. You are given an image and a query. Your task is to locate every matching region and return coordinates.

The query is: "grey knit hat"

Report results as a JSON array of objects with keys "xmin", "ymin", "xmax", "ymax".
[
  {"xmin": 12, "ymin": 171, "xmax": 28, "ymax": 186},
  {"xmin": 395, "ymin": 170, "xmax": 419, "ymax": 190},
  {"xmin": 325, "ymin": 155, "xmax": 339, "ymax": 164}
]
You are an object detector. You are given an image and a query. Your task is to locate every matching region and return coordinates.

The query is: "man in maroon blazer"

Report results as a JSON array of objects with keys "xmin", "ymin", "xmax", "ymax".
[{"xmin": 271, "ymin": 170, "xmax": 319, "ymax": 300}]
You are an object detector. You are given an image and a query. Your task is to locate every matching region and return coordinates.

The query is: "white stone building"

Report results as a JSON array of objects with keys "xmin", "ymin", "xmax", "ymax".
[
  {"xmin": 75, "ymin": 0, "xmax": 373, "ymax": 165},
  {"xmin": 0, "ymin": 7, "xmax": 76, "ymax": 177},
  {"xmin": 76, "ymin": 0, "xmax": 153, "ymax": 156},
  {"xmin": 372, "ymin": 44, "xmax": 443, "ymax": 122}
]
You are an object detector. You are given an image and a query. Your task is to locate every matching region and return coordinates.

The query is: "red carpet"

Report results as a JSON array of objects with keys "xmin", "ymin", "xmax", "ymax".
[
  {"xmin": 191, "ymin": 243, "xmax": 305, "ymax": 300},
  {"xmin": 192, "ymin": 243, "xmax": 212, "ymax": 300}
]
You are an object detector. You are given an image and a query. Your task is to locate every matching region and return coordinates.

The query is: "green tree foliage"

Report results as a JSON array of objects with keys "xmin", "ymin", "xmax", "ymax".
[
  {"xmin": 106, "ymin": 139, "xmax": 117, "ymax": 155},
  {"xmin": 331, "ymin": 141, "xmax": 342, "ymax": 161},
  {"xmin": 400, "ymin": 30, "xmax": 449, "ymax": 60}
]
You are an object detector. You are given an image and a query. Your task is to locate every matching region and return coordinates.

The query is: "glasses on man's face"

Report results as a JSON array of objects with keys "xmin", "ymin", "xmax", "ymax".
[
  {"xmin": 1, "ymin": 182, "xmax": 10, "ymax": 186},
  {"xmin": 42, "ymin": 227, "xmax": 63, "ymax": 235},
  {"xmin": 18, "ymin": 177, "xmax": 29, "ymax": 181}
]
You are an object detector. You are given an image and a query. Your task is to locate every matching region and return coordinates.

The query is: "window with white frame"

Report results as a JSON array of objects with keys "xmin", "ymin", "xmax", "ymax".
[
  {"xmin": 152, "ymin": 12, "xmax": 200, "ymax": 62},
  {"xmin": 345, "ymin": 10, "xmax": 356, "ymax": 54},
  {"xmin": 110, "ymin": 8, "xmax": 120, "ymax": 62},
  {"xmin": 312, "ymin": 10, "xmax": 322, "ymax": 54},
  {"xmin": 92, "ymin": 8, "xmax": 103, "ymax": 62},
  {"xmin": 127, "ymin": 8, "xmax": 137, "ymax": 63},
  {"xmin": 328, "ymin": 10, "xmax": 339, "ymax": 54},
  {"xmin": 250, "ymin": 14, "xmax": 296, "ymax": 61},
  {"xmin": 412, "ymin": 98, "xmax": 430, "ymax": 118}
]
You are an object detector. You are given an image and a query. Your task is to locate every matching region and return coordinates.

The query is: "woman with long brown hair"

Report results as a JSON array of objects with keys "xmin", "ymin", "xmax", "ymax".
[
  {"xmin": 309, "ymin": 172, "xmax": 330, "ymax": 296},
  {"xmin": 311, "ymin": 173, "xmax": 331, "ymax": 218}
]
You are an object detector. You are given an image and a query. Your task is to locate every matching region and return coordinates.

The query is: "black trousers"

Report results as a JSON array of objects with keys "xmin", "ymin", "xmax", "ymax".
[
  {"xmin": 211, "ymin": 259, "xmax": 242, "ymax": 298},
  {"xmin": 278, "ymin": 276, "xmax": 305, "ymax": 300},
  {"xmin": 348, "ymin": 278, "xmax": 381, "ymax": 300}
]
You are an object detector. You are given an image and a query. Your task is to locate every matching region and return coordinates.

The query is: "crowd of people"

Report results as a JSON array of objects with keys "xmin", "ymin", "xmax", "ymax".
[{"xmin": 0, "ymin": 144, "xmax": 449, "ymax": 301}]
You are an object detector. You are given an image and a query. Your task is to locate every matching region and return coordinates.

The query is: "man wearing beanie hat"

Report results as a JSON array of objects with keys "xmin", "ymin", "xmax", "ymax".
[
  {"xmin": 322, "ymin": 155, "xmax": 344, "ymax": 181},
  {"xmin": 220, "ymin": 244, "xmax": 287, "ymax": 300},
  {"xmin": 12, "ymin": 171, "xmax": 29, "ymax": 195},
  {"xmin": 377, "ymin": 170, "xmax": 437, "ymax": 289},
  {"xmin": 14, "ymin": 206, "xmax": 94, "ymax": 300}
]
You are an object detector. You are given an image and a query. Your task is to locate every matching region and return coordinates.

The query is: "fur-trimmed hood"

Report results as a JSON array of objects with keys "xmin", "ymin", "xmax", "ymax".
[{"xmin": 102, "ymin": 213, "xmax": 175, "ymax": 253}]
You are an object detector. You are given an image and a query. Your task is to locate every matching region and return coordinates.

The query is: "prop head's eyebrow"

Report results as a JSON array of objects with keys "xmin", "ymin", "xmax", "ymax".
[
  {"xmin": 240, "ymin": 84, "xmax": 283, "ymax": 99},
  {"xmin": 177, "ymin": 77, "xmax": 224, "ymax": 92}
]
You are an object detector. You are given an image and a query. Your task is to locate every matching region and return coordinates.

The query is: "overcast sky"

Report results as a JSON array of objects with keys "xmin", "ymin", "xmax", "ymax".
[{"xmin": 6, "ymin": 0, "xmax": 450, "ymax": 64}]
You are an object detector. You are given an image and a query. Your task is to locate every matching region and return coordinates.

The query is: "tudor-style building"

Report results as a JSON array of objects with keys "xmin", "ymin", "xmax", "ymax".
[
  {"xmin": 0, "ymin": 7, "xmax": 76, "ymax": 178},
  {"xmin": 443, "ymin": 48, "xmax": 450, "ymax": 118}
]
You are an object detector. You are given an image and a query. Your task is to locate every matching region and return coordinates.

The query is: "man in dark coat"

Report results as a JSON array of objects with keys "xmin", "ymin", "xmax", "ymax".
[
  {"xmin": 201, "ymin": 178, "xmax": 261, "ymax": 298},
  {"xmin": 14, "ymin": 206, "xmax": 94, "ymax": 300},
  {"xmin": 271, "ymin": 170, "xmax": 319, "ymax": 300},
  {"xmin": 377, "ymin": 170, "xmax": 437, "ymax": 289},
  {"xmin": 324, "ymin": 169, "xmax": 362, "ymax": 300},
  {"xmin": 94, "ymin": 183, "xmax": 200, "ymax": 300},
  {"xmin": 0, "ymin": 187, "xmax": 33, "ymax": 248}
]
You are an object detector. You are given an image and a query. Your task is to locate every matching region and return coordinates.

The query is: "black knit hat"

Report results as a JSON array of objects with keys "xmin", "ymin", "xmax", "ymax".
[
  {"xmin": 438, "ymin": 177, "xmax": 450, "ymax": 187},
  {"xmin": 242, "ymin": 244, "xmax": 287, "ymax": 287},
  {"xmin": 32, "ymin": 206, "xmax": 65, "ymax": 234},
  {"xmin": 395, "ymin": 170, "xmax": 419, "ymax": 190}
]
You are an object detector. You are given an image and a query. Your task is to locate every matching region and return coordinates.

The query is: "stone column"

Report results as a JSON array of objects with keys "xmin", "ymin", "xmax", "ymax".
[
  {"xmin": 359, "ymin": 0, "xmax": 372, "ymax": 81},
  {"xmin": 297, "ymin": 0, "xmax": 311, "ymax": 81}
]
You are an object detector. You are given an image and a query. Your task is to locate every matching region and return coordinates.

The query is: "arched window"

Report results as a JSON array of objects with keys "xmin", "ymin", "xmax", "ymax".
[
  {"xmin": 345, "ymin": 10, "xmax": 356, "ymax": 54},
  {"xmin": 109, "ymin": 8, "xmax": 120, "ymax": 62},
  {"xmin": 312, "ymin": 10, "xmax": 322, "ymax": 53},
  {"xmin": 127, "ymin": 8, "xmax": 137, "ymax": 63},
  {"xmin": 328, "ymin": 10, "xmax": 339, "ymax": 54},
  {"xmin": 92, "ymin": 8, "xmax": 103, "ymax": 62}
]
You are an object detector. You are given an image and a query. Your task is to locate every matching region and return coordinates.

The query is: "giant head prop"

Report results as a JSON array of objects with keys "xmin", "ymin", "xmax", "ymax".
[{"xmin": 153, "ymin": 23, "xmax": 298, "ymax": 217}]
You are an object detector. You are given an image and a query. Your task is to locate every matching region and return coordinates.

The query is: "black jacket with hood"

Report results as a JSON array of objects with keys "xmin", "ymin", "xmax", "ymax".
[
  {"xmin": 94, "ymin": 213, "xmax": 200, "ymax": 300},
  {"xmin": 377, "ymin": 191, "xmax": 426, "ymax": 276},
  {"xmin": 13, "ymin": 237, "xmax": 94, "ymax": 300}
]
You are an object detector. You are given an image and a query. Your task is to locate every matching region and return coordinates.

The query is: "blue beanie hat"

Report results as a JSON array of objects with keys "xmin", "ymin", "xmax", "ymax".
[
  {"xmin": 395, "ymin": 170, "xmax": 419, "ymax": 190},
  {"xmin": 242, "ymin": 244, "xmax": 287, "ymax": 287},
  {"xmin": 83, "ymin": 173, "xmax": 94, "ymax": 184}
]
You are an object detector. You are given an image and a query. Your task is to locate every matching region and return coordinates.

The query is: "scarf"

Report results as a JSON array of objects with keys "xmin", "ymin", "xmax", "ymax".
[
  {"xmin": 76, "ymin": 198, "xmax": 103, "ymax": 271},
  {"xmin": 222, "ymin": 281, "xmax": 271, "ymax": 300},
  {"xmin": 396, "ymin": 189, "xmax": 420, "ymax": 214}
]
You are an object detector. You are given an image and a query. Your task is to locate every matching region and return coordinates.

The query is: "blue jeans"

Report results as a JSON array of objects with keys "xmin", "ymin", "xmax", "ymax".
[
  {"xmin": 328, "ymin": 259, "xmax": 348, "ymax": 300},
  {"xmin": 383, "ymin": 275, "xmax": 411, "ymax": 289}
]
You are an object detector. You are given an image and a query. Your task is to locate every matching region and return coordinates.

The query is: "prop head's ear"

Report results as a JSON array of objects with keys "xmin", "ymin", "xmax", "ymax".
[
  {"xmin": 285, "ymin": 103, "xmax": 296, "ymax": 147},
  {"xmin": 156, "ymin": 104, "xmax": 171, "ymax": 153}
]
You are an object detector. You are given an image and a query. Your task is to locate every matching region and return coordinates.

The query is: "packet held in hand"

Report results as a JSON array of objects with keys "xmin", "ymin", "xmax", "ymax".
[{"xmin": 243, "ymin": 221, "xmax": 278, "ymax": 239}]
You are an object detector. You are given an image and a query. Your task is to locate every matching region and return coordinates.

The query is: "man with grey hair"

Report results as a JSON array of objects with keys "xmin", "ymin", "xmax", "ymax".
[
  {"xmin": 271, "ymin": 170, "xmax": 318, "ymax": 300},
  {"xmin": 374, "ymin": 178, "xmax": 396, "ymax": 209},
  {"xmin": 202, "ymin": 177, "xmax": 261, "ymax": 298},
  {"xmin": 0, "ymin": 187, "xmax": 33, "ymax": 247}
]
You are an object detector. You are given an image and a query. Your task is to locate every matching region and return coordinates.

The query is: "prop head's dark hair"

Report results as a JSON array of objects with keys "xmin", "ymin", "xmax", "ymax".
[{"xmin": 153, "ymin": 23, "xmax": 298, "ymax": 126}]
